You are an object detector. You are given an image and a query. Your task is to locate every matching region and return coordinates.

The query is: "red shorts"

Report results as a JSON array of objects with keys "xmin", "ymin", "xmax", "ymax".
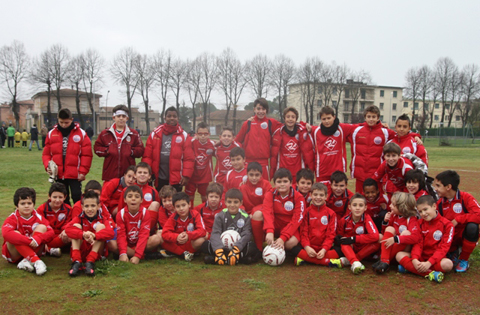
[
  {"xmin": 185, "ymin": 182, "xmax": 209, "ymax": 196},
  {"xmin": 2, "ymin": 242, "xmax": 44, "ymax": 264},
  {"xmin": 161, "ymin": 240, "xmax": 196, "ymax": 255}
]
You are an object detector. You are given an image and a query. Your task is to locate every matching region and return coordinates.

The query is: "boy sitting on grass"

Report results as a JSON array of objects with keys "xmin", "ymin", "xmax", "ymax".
[
  {"xmin": 239, "ymin": 162, "xmax": 272, "ymax": 214},
  {"xmin": 194, "ymin": 183, "xmax": 225, "ymax": 238}
]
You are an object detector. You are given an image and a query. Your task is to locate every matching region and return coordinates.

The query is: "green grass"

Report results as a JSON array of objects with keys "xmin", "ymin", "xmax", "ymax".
[{"xmin": 0, "ymin": 142, "xmax": 480, "ymax": 314}]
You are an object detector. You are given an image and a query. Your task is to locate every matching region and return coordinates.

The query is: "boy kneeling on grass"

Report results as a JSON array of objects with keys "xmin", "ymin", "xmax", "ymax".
[
  {"xmin": 2, "ymin": 187, "xmax": 54, "ymax": 276},
  {"xmin": 201, "ymin": 188, "xmax": 261, "ymax": 265},
  {"xmin": 66, "ymin": 190, "xmax": 114, "ymax": 277}
]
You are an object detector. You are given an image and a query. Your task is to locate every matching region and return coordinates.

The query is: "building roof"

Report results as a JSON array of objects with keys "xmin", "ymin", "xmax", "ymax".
[{"xmin": 32, "ymin": 88, "xmax": 102, "ymax": 99}]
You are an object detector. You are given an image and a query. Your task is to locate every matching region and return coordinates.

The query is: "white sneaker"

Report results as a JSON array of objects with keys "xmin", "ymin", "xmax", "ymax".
[
  {"xmin": 17, "ymin": 258, "xmax": 34, "ymax": 272},
  {"xmin": 49, "ymin": 247, "xmax": 61, "ymax": 257},
  {"xmin": 34, "ymin": 260, "xmax": 47, "ymax": 276},
  {"xmin": 351, "ymin": 261, "xmax": 365, "ymax": 274},
  {"xmin": 340, "ymin": 257, "xmax": 350, "ymax": 267},
  {"xmin": 184, "ymin": 251, "xmax": 194, "ymax": 262}
]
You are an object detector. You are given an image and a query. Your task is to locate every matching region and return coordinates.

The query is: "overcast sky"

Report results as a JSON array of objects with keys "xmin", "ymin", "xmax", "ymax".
[{"xmin": 1, "ymin": 0, "xmax": 479, "ymax": 112}]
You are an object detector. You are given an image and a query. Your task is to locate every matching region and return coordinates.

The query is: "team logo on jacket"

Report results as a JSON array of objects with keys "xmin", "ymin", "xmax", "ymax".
[
  {"xmin": 285, "ymin": 140, "xmax": 298, "ymax": 153},
  {"xmin": 255, "ymin": 188, "xmax": 263, "ymax": 196},
  {"xmin": 453, "ymin": 203, "xmax": 463, "ymax": 214},
  {"xmin": 206, "ymin": 149, "xmax": 213, "ymax": 155},
  {"xmin": 58, "ymin": 213, "xmax": 66, "ymax": 221},
  {"xmin": 243, "ymin": 175, "xmax": 248, "ymax": 182},
  {"xmin": 237, "ymin": 218, "xmax": 245, "ymax": 228},
  {"xmin": 402, "ymin": 147, "xmax": 411, "ymax": 154},
  {"xmin": 321, "ymin": 215, "xmax": 328, "ymax": 225},
  {"xmin": 433, "ymin": 230, "xmax": 443, "ymax": 241},
  {"xmin": 303, "ymin": 133, "xmax": 307, "ymax": 140},
  {"xmin": 175, "ymin": 137, "xmax": 182, "ymax": 143},
  {"xmin": 128, "ymin": 228, "xmax": 139, "ymax": 242},
  {"xmin": 126, "ymin": 136, "xmax": 131, "ymax": 142},
  {"xmin": 334, "ymin": 200, "xmax": 343, "ymax": 207},
  {"xmin": 399, "ymin": 225, "xmax": 407, "ymax": 233},
  {"xmin": 187, "ymin": 223, "xmax": 194, "ymax": 232},
  {"xmin": 356, "ymin": 226, "xmax": 364, "ymax": 234},
  {"xmin": 324, "ymin": 137, "xmax": 337, "ymax": 151},
  {"xmin": 222, "ymin": 156, "xmax": 232, "ymax": 169},
  {"xmin": 32, "ymin": 222, "xmax": 39, "ymax": 232},
  {"xmin": 144, "ymin": 193, "xmax": 152, "ymax": 202},
  {"xmin": 73, "ymin": 135, "xmax": 81, "ymax": 142},
  {"xmin": 295, "ymin": 134, "xmax": 299, "ymax": 140},
  {"xmin": 334, "ymin": 130, "xmax": 340, "ymax": 137},
  {"xmin": 196, "ymin": 153, "xmax": 207, "ymax": 165},
  {"xmin": 93, "ymin": 222, "xmax": 99, "ymax": 230},
  {"xmin": 284, "ymin": 201, "xmax": 294, "ymax": 211},
  {"xmin": 374, "ymin": 136, "xmax": 382, "ymax": 145},
  {"xmin": 260, "ymin": 122, "xmax": 268, "ymax": 129}
]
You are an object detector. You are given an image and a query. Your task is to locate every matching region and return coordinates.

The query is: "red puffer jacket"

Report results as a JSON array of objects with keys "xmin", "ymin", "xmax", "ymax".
[
  {"xmin": 142, "ymin": 124, "xmax": 194, "ymax": 185},
  {"xmin": 42, "ymin": 123, "xmax": 92, "ymax": 179},
  {"xmin": 94, "ymin": 124, "xmax": 144, "ymax": 181}
]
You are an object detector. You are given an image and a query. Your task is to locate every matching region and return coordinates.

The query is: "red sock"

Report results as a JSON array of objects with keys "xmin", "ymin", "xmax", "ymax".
[
  {"xmin": 71, "ymin": 249, "xmax": 82, "ymax": 262},
  {"xmin": 48, "ymin": 236, "xmax": 66, "ymax": 248},
  {"xmin": 161, "ymin": 241, "xmax": 186, "ymax": 255},
  {"xmin": 148, "ymin": 210, "xmax": 159, "ymax": 234},
  {"xmin": 14, "ymin": 245, "xmax": 39, "ymax": 262},
  {"xmin": 399, "ymin": 256, "xmax": 429, "ymax": 277},
  {"xmin": 357, "ymin": 243, "xmax": 381, "ymax": 261},
  {"xmin": 459, "ymin": 239, "xmax": 477, "ymax": 261},
  {"xmin": 251, "ymin": 219, "xmax": 265, "ymax": 251},
  {"xmin": 297, "ymin": 250, "xmax": 330, "ymax": 265},
  {"xmin": 86, "ymin": 251, "xmax": 99, "ymax": 263},
  {"xmin": 380, "ymin": 231, "xmax": 394, "ymax": 263},
  {"xmin": 341, "ymin": 245, "xmax": 359, "ymax": 263}
]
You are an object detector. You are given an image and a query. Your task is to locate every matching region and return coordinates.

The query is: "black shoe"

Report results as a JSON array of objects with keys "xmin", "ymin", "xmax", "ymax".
[
  {"xmin": 204, "ymin": 255, "xmax": 215, "ymax": 264},
  {"xmin": 144, "ymin": 251, "xmax": 162, "ymax": 260},
  {"xmin": 372, "ymin": 260, "xmax": 381, "ymax": 271},
  {"xmin": 69, "ymin": 261, "xmax": 82, "ymax": 277},
  {"xmin": 375, "ymin": 262, "xmax": 390, "ymax": 274},
  {"xmin": 84, "ymin": 261, "xmax": 95, "ymax": 277}
]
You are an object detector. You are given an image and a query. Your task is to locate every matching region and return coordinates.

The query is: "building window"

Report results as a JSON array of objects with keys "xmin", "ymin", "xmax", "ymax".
[
  {"xmin": 380, "ymin": 90, "xmax": 384, "ymax": 97},
  {"xmin": 343, "ymin": 114, "xmax": 350, "ymax": 122},
  {"xmin": 344, "ymin": 89, "xmax": 350, "ymax": 98},
  {"xmin": 434, "ymin": 115, "xmax": 439, "ymax": 121},
  {"xmin": 360, "ymin": 102, "xmax": 365, "ymax": 111},
  {"xmin": 414, "ymin": 102, "xmax": 419, "ymax": 110},
  {"xmin": 435, "ymin": 103, "xmax": 439, "ymax": 109},
  {"xmin": 456, "ymin": 115, "xmax": 461, "ymax": 121},
  {"xmin": 333, "ymin": 87, "xmax": 337, "ymax": 95},
  {"xmin": 344, "ymin": 101, "xmax": 350, "ymax": 111},
  {"xmin": 317, "ymin": 100, "xmax": 323, "ymax": 107},
  {"xmin": 445, "ymin": 104, "xmax": 450, "ymax": 109},
  {"xmin": 392, "ymin": 103, "xmax": 397, "ymax": 110},
  {"xmin": 403, "ymin": 102, "xmax": 409, "ymax": 108},
  {"xmin": 392, "ymin": 116, "xmax": 397, "ymax": 123},
  {"xmin": 318, "ymin": 87, "xmax": 323, "ymax": 94},
  {"xmin": 393, "ymin": 91, "xmax": 398, "ymax": 98},
  {"xmin": 424, "ymin": 103, "xmax": 429, "ymax": 111},
  {"xmin": 379, "ymin": 103, "xmax": 384, "ymax": 110},
  {"xmin": 380, "ymin": 115, "xmax": 384, "ymax": 121},
  {"xmin": 316, "ymin": 113, "xmax": 321, "ymax": 120},
  {"xmin": 81, "ymin": 100, "xmax": 89, "ymax": 113},
  {"xmin": 332, "ymin": 100, "xmax": 337, "ymax": 107},
  {"xmin": 361, "ymin": 89, "xmax": 366, "ymax": 99}
]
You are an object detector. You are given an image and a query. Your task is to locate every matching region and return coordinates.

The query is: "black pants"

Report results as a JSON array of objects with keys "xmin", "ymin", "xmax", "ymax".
[
  {"xmin": 8, "ymin": 137, "xmax": 14, "ymax": 147},
  {"xmin": 42, "ymin": 137, "xmax": 46, "ymax": 148},
  {"xmin": 22, "ymin": 141, "xmax": 27, "ymax": 147},
  {"xmin": 57, "ymin": 178, "xmax": 82, "ymax": 206}
]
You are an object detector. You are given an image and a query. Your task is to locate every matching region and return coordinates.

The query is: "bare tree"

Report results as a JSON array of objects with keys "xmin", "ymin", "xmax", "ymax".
[
  {"xmin": 185, "ymin": 59, "xmax": 201, "ymax": 129},
  {"xmin": 447, "ymin": 67, "xmax": 463, "ymax": 127},
  {"xmin": 347, "ymin": 70, "xmax": 371, "ymax": 123},
  {"xmin": 30, "ymin": 49, "xmax": 54, "ymax": 127},
  {"xmin": 434, "ymin": 57, "xmax": 457, "ymax": 125},
  {"xmin": 417, "ymin": 65, "xmax": 432, "ymax": 130},
  {"xmin": 217, "ymin": 48, "xmax": 247, "ymax": 129},
  {"xmin": 50, "ymin": 44, "xmax": 71, "ymax": 110},
  {"xmin": 319, "ymin": 64, "xmax": 334, "ymax": 109},
  {"xmin": 245, "ymin": 54, "xmax": 272, "ymax": 98},
  {"xmin": 169, "ymin": 57, "xmax": 188, "ymax": 111},
  {"xmin": 153, "ymin": 50, "xmax": 172, "ymax": 122},
  {"xmin": 192, "ymin": 52, "xmax": 217, "ymax": 123},
  {"xmin": 459, "ymin": 64, "xmax": 480, "ymax": 127},
  {"xmin": 135, "ymin": 54, "xmax": 156, "ymax": 134},
  {"xmin": 331, "ymin": 63, "xmax": 350, "ymax": 116},
  {"xmin": 428, "ymin": 72, "xmax": 441, "ymax": 129},
  {"xmin": 297, "ymin": 57, "xmax": 323, "ymax": 125},
  {"xmin": 68, "ymin": 55, "xmax": 86, "ymax": 128},
  {"xmin": 270, "ymin": 54, "xmax": 295, "ymax": 122},
  {"xmin": 404, "ymin": 66, "xmax": 422, "ymax": 126},
  {"xmin": 81, "ymin": 49, "xmax": 105, "ymax": 126}
]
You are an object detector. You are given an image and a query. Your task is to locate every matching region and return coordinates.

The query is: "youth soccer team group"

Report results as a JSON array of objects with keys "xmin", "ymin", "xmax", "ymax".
[{"xmin": 2, "ymin": 98, "xmax": 479, "ymax": 284}]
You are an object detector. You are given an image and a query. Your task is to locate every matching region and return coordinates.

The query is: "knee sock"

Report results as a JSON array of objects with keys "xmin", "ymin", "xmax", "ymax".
[
  {"xmin": 357, "ymin": 243, "xmax": 381, "ymax": 261},
  {"xmin": 459, "ymin": 239, "xmax": 477, "ymax": 261},
  {"xmin": 148, "ymin": 210, "xmax": 159, "ymax": 234},
  {"xmin": 251, "ymin": 219, "xmax": 264, "ymax": 251},
  {"xmin": 48, "ymin": 236, "xmax": 66, "ymax": 248},
  {"xmin": 380, "ymin": 231, "xmax": 394, "ymax": 263},
  {"xmin": 341, "ymin": 245, "xmax": 359, "ymax": 263},
  {"xmin": 297, "ymin": 250, "xmax": 330, "ymax": 265},
  {"xmin": 86, "ymin": 250, "xmax": 99, "ymax": 263},
  {"xmin": 71, "ymin": 249, "xmax": 82, "ymax": 262},
  {"xmin": 14, "ymin": 245, "xmax": 39, "ymax": 263}
]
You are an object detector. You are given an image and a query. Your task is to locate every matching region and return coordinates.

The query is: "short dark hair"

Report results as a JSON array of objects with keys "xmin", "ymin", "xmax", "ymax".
[
  {"xmin": 383, "ymin": 142, "xmax": 401, "ymax": 155},
  {"xmin": 112, "ymin": 104, "xmax": 129, "ymax": 116},
  {"xmin": 196, "ymin": 122, "xmax": 209, "ymax": 132},
  {"xmin": 14, "ymin": 187, "xmax": 36, "ymax": 206},
  {"xmin": 296, "ymin": 168, "xmax": 314, "ymax": 183},
  {"xmin": 172, "ymin": 192, "xmax": 190, "ymax": 206},
  {"xmin": 247, "ymin": 161, "xmax": 262, "ymax": 174},
  {"xmin": 206, "ymin": 182, "xmax": 223, "ymax": 197},
  {"xmin": 396, "ymin": 114, "xmax": 411, "ymax": 128},
  {"xmin": 253, "ymin": 98, "xmax": 269, "ymax": 113},
  {"xmin": 124, "ymin": 165, "xmax": 136, "ymax": 175},
  {"xmin": 283, "ymin": 107, "xmax": 298, "ymax": 120},
  {"xmin": 273, "ymin": 168, "xmax": 292, "ymax": 183},
  {"xmin": 136, "ymin": 161, "xmax": 152, "ymax": 175},
  {"xmin": 364, "ymin": 105, "xmax": 380, "ymax": 118},
  {"xmin": 363, "ymin": 178, "xmax": 379, "ymax": 190},
  {"xmin": 165, "ymin": 106, "xmax": 178, "ymax": 118},
  {"xmin": 405, "ymin": 170, "xmax": 426, "ymax": 190},
  {"xmin": 85, "ymin": 180, "xmax": 102, "ymax": 193},
  {"xmin": 225, "ymin": 188, "xmax": 243, "ymax": 202},
  {"xmin": 58, "ymin": 108, "xmax": 73, "ymax": 119},
  {"xmin": 230, "ymin": 147, "xmax": 245, "ymax": 159},
  {"xmin": 350, "ymin": 193, "xmax": 366, "ymax": 205},
  {"xmin": 124, "ymin": 185, "xmax": 143, "ymax": 199},
  {"xmin": 435, "ymin": 170, "xmax": 460, "ymax": 191},
  {"xmin": 159, "ymin": 185, "xmax": 177, "ymax": 199},
  {"xmin": 417, "ymin": 195, "xmax": 436, "ymax": 207},
  {"xmin": 82, "ymin": 190, "xmax": 100, "ymax": 204},
  {"xmin": 330, "ymin": 171, "xmax": 348, "ymax": 184},
  {"xmin": 311, "ymin": 182, "xmax": 328, "ymax": 195},
  {"xmin": 221, "ymin": 126, "xmax": 234, "ymax": 136},
  {"xmin": 319, "ymin": 106, "xmax": 335, "ymax": 117},
  {"xmin": 49, "ymin": 182, "xmax": 67, "ymax": 197}
]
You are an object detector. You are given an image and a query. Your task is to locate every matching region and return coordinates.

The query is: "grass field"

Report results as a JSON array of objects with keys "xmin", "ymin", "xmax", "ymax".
[{"xmin": 0, "ymin": 141, "xmax": 480, "ymax": 314}]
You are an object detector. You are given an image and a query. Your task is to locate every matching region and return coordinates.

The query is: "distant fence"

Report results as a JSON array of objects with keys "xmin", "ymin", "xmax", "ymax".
[{"xmin": 417, "ymin": 125, "xmax": 480, "ymax": 147}]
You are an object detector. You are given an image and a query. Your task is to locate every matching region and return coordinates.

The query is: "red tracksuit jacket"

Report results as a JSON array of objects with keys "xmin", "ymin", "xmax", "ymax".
[
  {"xmin": 270, "ymin": 124, "xmax": 315, "ymax": 180},
  {"xmin": 214, "ymin": 141, "xmax": 241, "ymax": 185},
  {"xmin": 262, "ymin": 187, "xmax": 306, "ymax": 242},
  {"xmin": 65, "ymin": 209, "xmax": 114, "ymax": 241},
  {"xmin": 382, "ymin": 214, "xmax": 421, "ymax": 245},
  {"xmin": 2, "ymin": 209, "xmax": 55, "ymax": 246},
  {"xmin": 224, "ymin": 168, "xmax": 247, "ymax": 195},
  {"xmin": 300, "ymin": 203, "xmax": 337, "ymax": 250},
  {"xmin": 94, "ymin": 124, "xmax": 144, "ymax": 181},
  {"xmin": 100, "ymin": 177, "xmax": 126, "ymax": 213},
  {"xmin": 365, "ymin": 194, "xmax": 388, "ymax": 220},
  {"xmin": 194, "ymin": 201, "xmax": 225, "ymax": 234},
  {"xmin": 158, "ymin": 206, "xmax": 175, "ymax": 229},
  {"xmin": 117, "ymin": 183, "xmax": 159, "ymax": 212},
  {"xmin": 72, "ymin": 198, "xmax": 113, "ymax": 223},
  {"xmin": 116, "ymin": 207, "xmax": 151, "ymax": 259},
  {"xmin": 36, "ymin": 202, "xmax": 72, "ymax": 235},
  {"xmin": 389, "ymin": 132, "xmax": 428, "ymax": 165},
  {"xmin": 372, "ymin": 157, "xmax": 414, "ymax": 192},
  {"xmin": 408, "ymin": 189, "xmax": 429, "ymax": 200},
  {"xmin": 239, "ymin": 178, "xmax": 272, "ymax": 214},
  {"xmin": 326, "ymin": 185, "xmax": 354, "ymax": 221},
  {"xmin": 189, "ymin": 138, "xmax": 215, "ymax": 184},
  {"xmin": 411, "ymin": 213, "xmax": 454, "ymax": 265},
  {"xmin": 337, "ymin": 213, "xmax": 379, "ymax": 245},
  {"xmin": 162, "ymin": 210, "xmax": 206, "ymax": 243}
]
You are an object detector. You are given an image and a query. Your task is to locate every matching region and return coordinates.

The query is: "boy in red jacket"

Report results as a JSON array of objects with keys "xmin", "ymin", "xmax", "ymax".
[
  {"xmin": 362, "ymin": 178, "xmax": 388, "ymax": 230},
  {"xmin": 72, "ymin": 180, "xmax": 111, "ymax": 220},
  {"xmin": 404, "ymin": 169, "xmax": 429, "ymax": 200},
  {"xmin": 292, "ymin": 183, "xmax": 342, "ymax": 267},
  {"xmin": 194, "ymin": 183, "xmax": 225, "ymax": 238},
  {"xmin": 94, "ymin": 105, "xmax": 144, "ymax": 182},
  {"xmin": 42, "ymin": 108, "xmax": 92, "ymax": 205},
  {"xmin": 326, "ymin": 171, "xmax": 354, "ymax": 221},
  {"xmin": 235, "ymin": 98, "xmax": 282, "ymax": 180},
  {"xmin": 100, "ymin": 165, "xmax": 136, "ymax": 217},
  {"xmin": 66, "ymin": 190, "xmax": 114, "ymax": 277},
  {"xmin": 161, "ymin": 192, "xmax": 207, "ymax": 261},
  {"xmin": 389, "ymin": 114, "xmax": 428, "ymax": 165},
  {"xmin": 239, "ymin": 162, "xmax": 272, "ymax": 214},
  {"xmin": 214, "ymin": 127, "xmax": 241, "ymax": 186},
  {"xmin": 2, "ymin": 187, "xmax": 54, "ymax": 276},
  {"xmin": 150, "ymin": 185, "xmax": 178, "ymax": 256},
  {"xmin": 396, "ymin": 195, "xmax": 454, "ymax": 283},
  {"xmin": 434, "ymin": 170, "xmax": 480, "ymax": 272},
  {"xmin": 294, "ymin": 168, "xmax": 315, "ymax": 206},
  {"xmin": 185, "ymin": 122, "xmax": 216, "ymax": 208},
  {"xmin": 36, "ymin": 183, "xmax": 72, "ymax": 257},
  {"xmin": 223, "ymin": 147, "xmax": 247, "ymax": 195}
]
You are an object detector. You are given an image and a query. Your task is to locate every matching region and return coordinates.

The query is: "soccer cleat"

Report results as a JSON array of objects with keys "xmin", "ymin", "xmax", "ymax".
[
  {"xmin": 159, "ymin": 249, "xmax": 175, "ymax": 258},
  {"xmin": 49, "ymin": 247, "xmax": 61, "ymax": 257},
  {"xmin": 351, "ymin": 261, "xmax": 365, "ymax": 274},
  {"xmin": 204, "ymin": 255, "xmax": 215, "ymax": 264},
  {"xmin": 398, "ymin": 264, "xmax": 408, "ymax": 274},
  {"xmin": 426, "ymin": 271, "xmax": 444, "ymax": 283},
  {"xmin": 371, "ymin": 260, "xmax": 381, "ymax": 270},
  {"xmin": 34, "ymin": 260, "xmax": 47, "ymax": 276},
  {"xmin": 375, "ymin": 262, "xmax": 390, "ymax": 274},
  {"xmin": 17, "ymin": 258, "xmax": 34, "ymax": 272},
  {"xmin": 184, "ymin": 251, "xmax": 194, "ymax": 262},
  {"xmin": 340, "ymin": 257, "xmax": 350, "ymax": 267},
  {"xmin": 328, "ymin": 258, "xmax": 343, "ymax": 268},
  {"xmin": 144, "ymin": 251, "xmax": 162, "ymax": 260},
  {"xmin": 84, "ymin": 262, "xmax": 95, "ymax": 276},
  {"xmin": 69, "ymin": 261, "xmax": 82, "ymax": 277},
  {"xmin": 294, "ymin": 257, "xmax": 306, "ymax": 266},
  {"xmin": 455, "ymin": 259, "xmax": 470, "ymax": 273}
]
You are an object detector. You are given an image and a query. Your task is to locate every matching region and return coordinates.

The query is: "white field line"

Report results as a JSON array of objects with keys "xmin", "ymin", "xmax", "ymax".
[{"xmin": 429, "ymin": 168, "xmax": 480, "ymax": 173}]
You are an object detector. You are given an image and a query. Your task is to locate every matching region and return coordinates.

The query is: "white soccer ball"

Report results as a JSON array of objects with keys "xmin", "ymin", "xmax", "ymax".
[
  {"xmin": 221, "ymin": 230, "xmax": 241, "ymax": 250},
  {"xmin": 262, "ymin": 245, "xmax": 286, "ymax": 266}
]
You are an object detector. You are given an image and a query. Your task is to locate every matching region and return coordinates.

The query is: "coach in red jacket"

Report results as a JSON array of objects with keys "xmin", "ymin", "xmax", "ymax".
[
  {"xmin": 142, "ymin": 106, "xmax": 195, "ymax": 192},
  {"xmin": 94, "ymin": 105, "xmax": 144, "ymax": 181}
]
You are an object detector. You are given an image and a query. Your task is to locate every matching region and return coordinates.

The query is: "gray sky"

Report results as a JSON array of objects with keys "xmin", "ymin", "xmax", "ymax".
[{"xmin": 1, "ymin": 0, "xmax": 479, "ymax": 112}]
